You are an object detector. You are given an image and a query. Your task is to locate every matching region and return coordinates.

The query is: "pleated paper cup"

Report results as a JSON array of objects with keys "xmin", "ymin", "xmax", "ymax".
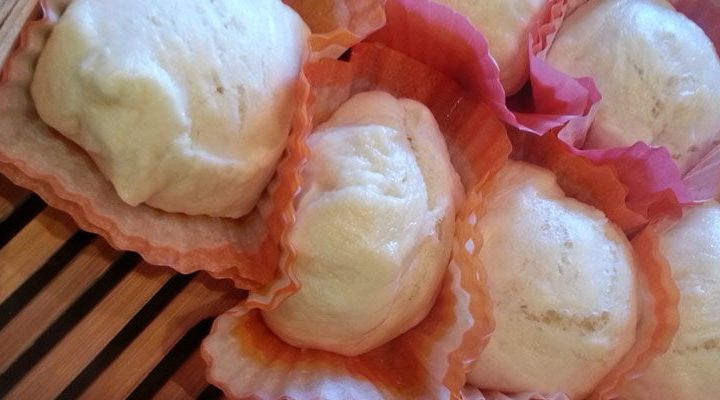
[{"xmin": 202, "ymin": 24, "xmax": 514, "ymax": 398}]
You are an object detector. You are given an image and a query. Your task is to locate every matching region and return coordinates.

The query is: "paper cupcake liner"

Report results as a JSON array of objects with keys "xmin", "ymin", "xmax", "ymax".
[
  {"xmin": 514, "ymin": 0, "xmax": 601, "ymax": 147},
  {"xmin": 284, "ymin": 0, "xmax": 386, "ymax": 60},
  {"xmin": 589, "ymin": 226, "xmax": 680, "ymax": 400},
  {"xmin": 363, "ymin": 0, "xmax": 692, "ymax": 222},
  {"xmin": 0, "ymin": 0, "xmax": 316, "ymax": 289},
  {"xmin": 462, "ymin": 387, "xmax": 570, "ymax": 400},
  {"xmin": 363, "ymin": 0, "xmax": 599, "ymax": 144},
  {"xmin": 203, "ymin": 256, "xmax": 485, "ymax": 400},
  {"xmin": 511, "ymin": 129, "xmax": 688, "ymax": 235},
  {"xmin": 536, "ymin": 0, "xmax": 695, "ymax": 218},
  {"xmin": 683, "ymin": 145, "xmax": 720, "ymax": 202},
  {"xmin": 576, "ymin": 144, "xmax": 693, "ymax": 229},
  {"xmin": 202, "ymin": 37, "xmax": 513, "ymax": 399},
  {"xmin": 500, "ymin": 131, "xmax": 681, "ymax": 399},
  {"xmin": 549, "ymin": 0, "xmax": 719, "ymax": 205}
]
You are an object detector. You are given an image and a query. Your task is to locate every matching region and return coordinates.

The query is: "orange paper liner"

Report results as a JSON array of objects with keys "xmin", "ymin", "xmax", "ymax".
[
  {"xmin": 510, "ymin": 129, "xmax": 687, "ymax": 236},
  {"xmin": 587, "ymin": 226, "xmax": 680, "ymax": 400},
  {"xmin": 202, "ymin": 40, "xmax": 512, "ymax": 399},
  {"xmin": 363, "ymin": 0, "xmax": 600, "ymax": 145},
  {"xmin": 516, "ymin": 0, "xmax": 693, "ymax": 219},
  {"xmin": 367, "ymin": 0, "xmax": 692, "ymax": 224},
  {"xmin": 361, "ymin": 0, "xmax": 690, "ymax": 224},
  {"xmin": 284, "ymin": 0, "xmax": 386, "ymax": 60},
  {"xmin": 507, "ymin": 131, "xmax": 681, "ymax": 399},
  {"xmin": 0, "ymin": 0, "xmax": 312, "ymax": 289}
]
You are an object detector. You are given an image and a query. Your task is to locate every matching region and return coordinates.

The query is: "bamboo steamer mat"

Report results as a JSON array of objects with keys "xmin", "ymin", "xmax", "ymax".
[
  {"xmin": 0, "ymin": 180, "xmax": 245, "ymax": 400},
  {"xmin": 0, "ymin": 176, "xmax": 242, "ymax": 399},
  {"xmin": 0, "ymin": 5, "xmax": 242, "ymax": 399}
]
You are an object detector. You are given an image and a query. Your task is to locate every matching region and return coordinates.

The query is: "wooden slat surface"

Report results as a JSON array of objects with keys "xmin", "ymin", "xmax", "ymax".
[
  {"xmin": 0, "ymin": 173, "xmax": 239, "ymax": 400},
  {"xmin": 81, "ymin": 274, "xmax": 242, "ymax": 400},
  {"xmin": 0, "ymin": 237, "xmax": 119, "ymax": 372},
  {"xmin": 152, "ymin": 350, "xmax": 212, "ymax": 400},
  {"xmin": 5, "ymin": 262, "xmax": 174, "ymax": 399},
  {"xmin": 0, "ymin": 175, "xmax": 29, "ymax": 222},
  {"xmin": 0, "ymin": 0, "xmax": 36, "ymax": 66},
  {"xmin": 0, "ymin": 207, "xmax": 78, "ymax": 303}
]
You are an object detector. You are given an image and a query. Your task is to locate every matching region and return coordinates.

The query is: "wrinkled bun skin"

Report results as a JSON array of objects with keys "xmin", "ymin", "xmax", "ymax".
[
  {"xmin": 620, "ymin": 201, "xmax": 720, "ymax": 400},
  {"xmin": 32, "ymin": 0, "xmax": 309, "ymax": 217},
  {"xmin": 547, "ymin": 0, "xmax": 720, "ymax": 174},
  {"xmin": 263, "ymin": 92, "xmax": 463, "ymax": 356},
  {"xmin": 468, "ymin": 161, "xmax": 638, "ymax": 399}
]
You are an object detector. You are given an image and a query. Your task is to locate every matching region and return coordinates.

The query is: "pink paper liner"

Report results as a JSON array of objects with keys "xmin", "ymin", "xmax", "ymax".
[
  {"xmin": 577, "ymin": 145, "xmax": 692, "ymax": 229},
  {"xmin": 284, "ymin": 0, "xmax": 386, "ymax": 60},
  {"xmin": 526, "ymin": 0, "xmax": 719, "ymax": 147},
  {"xmin": 511, "ymin": 130, "xmax": 688, "ymax": 235},
  {"xmin": 502, "ymin": 130, "xmax": 681, "ymax": 399},
  {"xmin": 365, "ymin": 0, "xmax": 691, "ymax": 223},
  {"xmin": 515, "ymin": 0, "xmax": 600, "ymax": 147},
  {"xmin": 683, "ymin": 145, "xmax": 720, "ymax": 201},
  {"xmin": 541, "ymin": 0, "xmax": 712, "ymax": 206},
  {"xmin": 528, "ymin": 0, "xmax": 695, "ymax": 226},
  {"xmin": 365, "ymin": 0, "xmax": 599, "ymax": 144},
  {"xmin": 0, "ymin": 0, "xmax": 313, "ymax": 289},
  {"xmin": 202, "ymin": 38, "xmax": 514, "ymax": 399}
]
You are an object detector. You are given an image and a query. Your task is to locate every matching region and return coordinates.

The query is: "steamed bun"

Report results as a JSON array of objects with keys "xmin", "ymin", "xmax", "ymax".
[
  {"xmin": 468, "ymin": 161, "xmax": 637, "ymax": 399},
  {"xmin": 434, "ymin": 0, "xmax": 546, "ymax": 95},
  {"xmin": 31, "ymin": 0, "xmax": 309, "ymax": 217},
  {"xmin": 546, "ymin": 0, "xmax": 720, "ymax": 173},
  {"xmin": 620, "ymin": 201, "xmax": 720, "ymax": 399},
  {"xmin": 262, "ymin": 92, "xmax": 462, "ymax": 356}
]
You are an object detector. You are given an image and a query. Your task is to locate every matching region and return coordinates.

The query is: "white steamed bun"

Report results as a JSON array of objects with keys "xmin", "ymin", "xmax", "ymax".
[
  {"xmin": 468, "ymin": 161, "xmax": 638, "ymax": 399},
  {"xmin": 434, "ymin": 0, "xmax": 546, "ymax": 95},
  {"xmin": 32, "ymin": 0, "xmax": 309, "ymax": 217},
  {"xmin": 620, "ymin": 201, "xmax": 720, "ymax": 400},
  {"xmin": 262, "ymin": 91, "xmax": 463, "ymax": 356},
  {"xmin": 547, "ymin": 0, "xmax": 720, "ymax": 173}
]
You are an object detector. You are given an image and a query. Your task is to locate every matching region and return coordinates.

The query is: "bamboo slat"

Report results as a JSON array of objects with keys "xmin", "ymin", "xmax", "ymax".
[
  {"xmin": 80, "ymin": 274, "xmax": 242, "ymax": 400},
  {"xmin": 0, "ymin": 0, "xmax": 36, "ymax": 67},
  {"xmin": 0, "ymin": 208, "xmax": 78, "ymax": 303},
  {"xmin": 152, "ymin": 350, "xmax": 212, "ymax": 400},
  {"xmin": 5, "ymin": 264, "xmax": 174, "ymax": 399},
  {"xmin": 0, "ymin": 175, "xmax": 30, "ymax": 222},
  {"xmin": 0, "ymin": 238, "xmax": 118, "ymax": 372}
]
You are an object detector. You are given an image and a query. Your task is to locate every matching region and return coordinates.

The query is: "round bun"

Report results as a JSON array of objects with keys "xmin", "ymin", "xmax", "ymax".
[
  {"xmin": 620, "ymin": 201, "xmax": 720, "ymax": 399},
  {"xmin": 468, "ymin": 161, "xmax": 637, "ymax": 398},
  {"xmin": 31, "ymin": 0, "xmax": 309, "ymax": 217},
  {"xmin": 262, "ymin": 91, "xmax": 462, "ymax": 356},
  {"xmin": 546, "ymin": 0, "xmax": 720, "ymax": 173},
  {"xmin": 434, "ymin": 0, "xmax": 545, "ymax": 95}
]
